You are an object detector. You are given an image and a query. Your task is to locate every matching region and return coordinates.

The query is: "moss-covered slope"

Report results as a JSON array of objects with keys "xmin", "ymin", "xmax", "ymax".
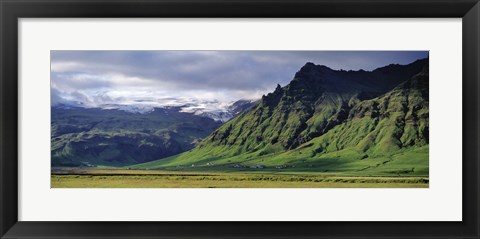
[{"xmin": 132, "ymin": 59, "xmax": 429, "ymax": 176}]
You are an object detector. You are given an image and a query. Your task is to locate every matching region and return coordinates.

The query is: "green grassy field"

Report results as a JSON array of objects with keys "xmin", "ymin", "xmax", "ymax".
[
  {"xmin": 127, "ymin": 146, "xmax": 428, "ymax": 177},
  {"xmin": 51, "ymin": 170, "xmax": 428, "ymax": 188},
  {"xmin": 51, "ymin": 145, "xmax": 428, "ymax": 188}
]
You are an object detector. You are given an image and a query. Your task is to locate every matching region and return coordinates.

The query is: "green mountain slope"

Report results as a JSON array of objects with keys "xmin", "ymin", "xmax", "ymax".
[{"xmin": 131, "ymin": 59, "xmax": 429, "ymax": 176}]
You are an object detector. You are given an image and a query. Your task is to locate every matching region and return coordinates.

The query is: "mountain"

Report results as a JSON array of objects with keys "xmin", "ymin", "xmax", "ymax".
[
  {"xmin": 51, "ymin": 106, "xmax": 222, "ymax": 167},
  {"xmin": 53, "ymin": 98, "xmax": 258, "ymax": 123},
  {"xmin": 228, "ymin": 99, "xmax": 259, "ymax": 116},
  {"xmin": 132, "ymin": 59, "xmax": 429, "ymax": 176},
  {"xmin": 51, "ymin": 98, "xmax": 259, "ymax": 167},
  {"xmin": 198, "ymin": 99, "xmax": 259, "ymax": 122}
]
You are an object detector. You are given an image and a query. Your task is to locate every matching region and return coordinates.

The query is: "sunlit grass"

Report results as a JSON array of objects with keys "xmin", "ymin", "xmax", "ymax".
[{"xmin": 51, "ymin": 172, "xmax": 428, "ymax": 188}]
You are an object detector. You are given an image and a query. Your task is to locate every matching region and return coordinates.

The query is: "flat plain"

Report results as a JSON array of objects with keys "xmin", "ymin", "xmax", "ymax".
[{"xmin": 51, "ymin": 169, "xmax": 428, "ymax": 188}]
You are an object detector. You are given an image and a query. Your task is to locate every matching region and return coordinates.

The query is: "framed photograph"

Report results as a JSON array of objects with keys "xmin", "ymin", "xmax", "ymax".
[{"xmin": 1, "ymin": 0, "xmax": 479, "ymax": 238}]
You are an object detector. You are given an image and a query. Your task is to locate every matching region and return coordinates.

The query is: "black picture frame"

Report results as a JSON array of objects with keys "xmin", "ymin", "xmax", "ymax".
[{"xmin": 1, "ymin": 0, "xmax": 479, "ymax": 238}]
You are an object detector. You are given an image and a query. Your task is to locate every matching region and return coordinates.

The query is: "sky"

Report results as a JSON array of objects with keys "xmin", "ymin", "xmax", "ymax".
[{"xmin": 51, "ymin": 51, "xmax": 428, "ymax": 111}]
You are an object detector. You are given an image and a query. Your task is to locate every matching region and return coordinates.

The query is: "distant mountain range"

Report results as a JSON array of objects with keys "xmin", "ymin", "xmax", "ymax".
[
  {"xmin": 131, "ymin": 58, "xmax": 429, "ymax": 176},
  {"xmin": 54, "ymin": 98, "xmax": 258, "ymax": 123},
  {"xmin": 51, "ymin": 100, "xmax": 256, "ymax": 167}
]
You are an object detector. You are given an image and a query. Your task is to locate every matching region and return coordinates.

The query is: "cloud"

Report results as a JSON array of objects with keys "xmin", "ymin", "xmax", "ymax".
[{"xmin": 51, "ymin": 50, "xmax": 428, "ymax": 107}]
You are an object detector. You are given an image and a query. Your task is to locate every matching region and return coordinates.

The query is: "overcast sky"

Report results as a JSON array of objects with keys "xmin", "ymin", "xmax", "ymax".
[{"xmin": 51, "ymin": 51, "xmax": 428, "ymax": 108}]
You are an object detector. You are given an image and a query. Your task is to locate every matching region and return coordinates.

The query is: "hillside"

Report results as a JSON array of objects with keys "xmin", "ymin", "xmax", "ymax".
[
  {"xmin": 51, "ymin": 106, "xmax": 222, "ymax": 167},
  {"xmin": 131, "ymin": 59, "xmax": 429, "ymax": 176}
]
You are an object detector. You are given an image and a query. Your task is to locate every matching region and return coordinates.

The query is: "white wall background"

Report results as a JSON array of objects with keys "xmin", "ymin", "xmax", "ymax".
[{"xmin": 18, "ymin": 18, "xmax": 462, "ymax": 221}]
